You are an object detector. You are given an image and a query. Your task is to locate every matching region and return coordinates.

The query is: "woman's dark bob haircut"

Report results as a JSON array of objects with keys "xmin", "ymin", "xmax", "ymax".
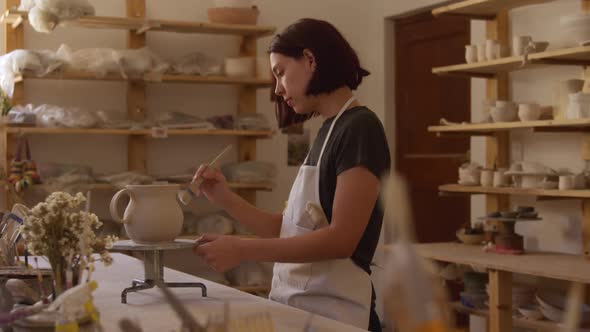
[{"xmin": 269, "ymin": 18, "xmax": 370, "ymax": 129}]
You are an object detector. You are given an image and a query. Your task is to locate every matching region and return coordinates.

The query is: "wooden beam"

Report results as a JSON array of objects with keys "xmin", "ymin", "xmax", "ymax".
[
  {"xmin": 126, "ymin": 0, "xmax": 147, "ymax": 173},
  {"xmin": 3, "ymin": 0, "xmax": 23, "ymax": 209},
  {"xmin": 5, "ymin": 0, "xmax": 24, "ymax": 105},
  {"xmin": 583, "ymin": 200, "xmax": 590, "ymax": 259},
  {"xmin": 485, "ymin": 11, "xmax": 510, "ymax": 219},
  {"xmin": 237, "ymin": 35, "xmax": 258, "ymax": 205},
  {"xmin": 488, "ymin": 270, "xmax": 512, "ymax": 332},
  {"xmin": 583, "ymin": 0, "xmax": 590, "ymax": 13}
]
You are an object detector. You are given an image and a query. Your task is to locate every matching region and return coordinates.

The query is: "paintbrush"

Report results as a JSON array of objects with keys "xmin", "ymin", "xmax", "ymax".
[{"xmin": 178, "ymin": 145, "xmax": 232, "ymax": 205}]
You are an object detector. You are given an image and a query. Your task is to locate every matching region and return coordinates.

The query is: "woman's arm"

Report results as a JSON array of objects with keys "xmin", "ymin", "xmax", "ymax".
[
  {"xmin": 196, "ymin": 166, "xmax": 380, "ymax": 271},
  {"xmin": 194, "ymin": 165, "xmax": 283, "ymax": 238},
  {"xmin": 218, "ymin": 189, "xmax": 283, "ymax": 238}
]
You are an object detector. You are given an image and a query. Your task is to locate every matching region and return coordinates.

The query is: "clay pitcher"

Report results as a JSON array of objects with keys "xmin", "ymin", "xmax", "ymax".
[{"xmin": 109, "ymin": 184, "xmax": 183, "ymax": 244}]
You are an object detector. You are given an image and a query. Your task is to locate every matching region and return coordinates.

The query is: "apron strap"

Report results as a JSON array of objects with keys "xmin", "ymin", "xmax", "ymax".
[{"xmin": 303, "ymin": 95, "xmax": 356, "ymax": 166}]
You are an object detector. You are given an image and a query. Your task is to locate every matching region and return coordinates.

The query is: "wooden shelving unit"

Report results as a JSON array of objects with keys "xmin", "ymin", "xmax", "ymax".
[
  {"xmin": 432, "ymin": 0, "xmax": 558, "ymax": 19},
  {"xmin": 451, "ymin": 302, "xmax": 590, "ymax": 332},
  {"xmin": 2, "ymin": 126, "xmax": 274, "ymax": 137},
  {"xmin": 1, "ymin": 181, "xmax": 274, "ymax": 192},
  {"xmin": 1, "ymin": 0, "xmax": 276, "ymax": 210},
  {"xmin": 417, "ymin": 242, "xmax": 590, "ymax": 283},
  {"xmin": 439, "ymin": 184, "xmax": 590, "ymax": 199},
  {"xmin": 429, "ymin": 118, "xmax": 590, "ymax": 135},
  {"xmin": 432, "ymin": 46, "xmax": 590, "ymax": 78},
  {"xmin": 1, "ymin": 9, "xmax": 276, "ymax": 37},
  {"xmin": 19, "ymin": 70, "xmax": 272, "ymax": 87},
  {"xmin": 426, "ymin": 0, "xmax": 590, "ymax": 331}
]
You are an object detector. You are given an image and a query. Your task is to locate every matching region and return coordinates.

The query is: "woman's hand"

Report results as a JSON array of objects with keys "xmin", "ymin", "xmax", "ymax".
[
  {"xmin": 193, "ymin": 234, "xmax": 245, "ymax": 272},
  {"xmin": 192, "ymin": 164, "xmax": 231, "ymax": 205}
]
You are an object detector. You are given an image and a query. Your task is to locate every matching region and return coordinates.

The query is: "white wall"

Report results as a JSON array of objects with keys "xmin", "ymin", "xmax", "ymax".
[{"xmin": 0, "ymin": 0, "xmax": 384, "ymax": 215}]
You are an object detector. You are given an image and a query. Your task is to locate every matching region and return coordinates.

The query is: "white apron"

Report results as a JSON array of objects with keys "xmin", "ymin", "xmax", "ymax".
[{"xmin": 269, "ymin": 96, "xmax": 372, "ymax": 330}]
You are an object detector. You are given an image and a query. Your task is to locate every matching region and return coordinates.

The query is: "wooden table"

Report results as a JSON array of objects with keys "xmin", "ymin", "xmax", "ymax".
[{"xmin": 89, "ymin": 253, "xmax": 365, "ymax": 331}]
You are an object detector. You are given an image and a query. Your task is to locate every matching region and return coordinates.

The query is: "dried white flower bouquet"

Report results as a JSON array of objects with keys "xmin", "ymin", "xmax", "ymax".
[{"xmin": 19, "ymin": 192, "xmax": 117, "ymax": 296}]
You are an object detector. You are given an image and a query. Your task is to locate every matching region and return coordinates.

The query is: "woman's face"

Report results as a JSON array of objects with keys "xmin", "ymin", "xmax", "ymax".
[{"xmin": 270, "ymin": 51, "xmax": 317, "ymax": 114}]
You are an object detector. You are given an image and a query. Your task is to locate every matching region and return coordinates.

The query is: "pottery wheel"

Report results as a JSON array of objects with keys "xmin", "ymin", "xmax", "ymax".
[{"xmin": 111, "ymin": 239, "xmax": 207, "ymax": 304}]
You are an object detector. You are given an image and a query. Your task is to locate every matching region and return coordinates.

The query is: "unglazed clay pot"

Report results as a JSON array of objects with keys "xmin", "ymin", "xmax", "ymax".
[{"xmin": 109, "ymin": 184, "xmax": 183, "ymax": 244}]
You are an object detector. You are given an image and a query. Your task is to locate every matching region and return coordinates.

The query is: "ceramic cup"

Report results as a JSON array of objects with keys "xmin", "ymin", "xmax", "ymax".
[
  {"xmin": 465, "ymin": 45, "xmax": 477, "ymax": 63},
  {"xmin": 493, "ymin": 169, "xmax": 509, "ymax": 187},
  {"xmin": 485, "ymin": 39, "xmax": 499, "ymax": 61},
  {"xmin": 480, "ymin": 169, "xmax": 494, "ymax": 187},
  {"xmin": 512, "ymin": 35, "xmax": 533, "ymax": 56},
  {"xmin": 476, "ymin": 43, "xmax": 486, "ymax": 62},
  {"xmin": 559, "ymin": 175, "xmax": 575, "ymax": 190}
]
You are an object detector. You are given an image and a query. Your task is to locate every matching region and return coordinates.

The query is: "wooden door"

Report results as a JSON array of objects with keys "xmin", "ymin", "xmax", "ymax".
[{"xmin": 394, "ymin": 12, "xmax": 470, "ymax": 243}]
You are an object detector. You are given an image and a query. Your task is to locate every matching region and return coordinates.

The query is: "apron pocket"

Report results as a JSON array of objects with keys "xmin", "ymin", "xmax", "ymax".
[{"xmin": 277, "ymin": 262, "xmax": 312, "ymax": 290}]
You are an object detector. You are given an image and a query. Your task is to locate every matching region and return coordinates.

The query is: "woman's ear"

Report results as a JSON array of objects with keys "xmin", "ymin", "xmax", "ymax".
[{"xmin": 302, "ymin": 49, "xmax": 317, "ymax": 72}]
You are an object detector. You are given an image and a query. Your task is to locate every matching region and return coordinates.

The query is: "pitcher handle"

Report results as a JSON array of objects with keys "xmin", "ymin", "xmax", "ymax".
[{"xmin": 110, "ymin": 188, "xmax": 132, "ymax": 224}]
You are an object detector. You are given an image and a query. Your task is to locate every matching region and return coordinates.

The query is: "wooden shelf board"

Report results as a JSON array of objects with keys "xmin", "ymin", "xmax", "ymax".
[
  {"xmin": 3, "ymin": 126, "xmax": 273, "ymax": 138},
  {"xmin": 415, "ymin": 242, "xmax": 590, "ymax": 283},
  {"xmin": 1, "ymin": 10, "xmax": 276, "ymax": 37},
  {"xmin": 2, "ymin": 181, "xmax": 272, "ymax": 191},
  {"xmin": 429, "ymin": 118, "xmax": 590, "ymax": 134},
  {"xmin": 22, "ymin": 70, "xmax": 272, "ymax": 87},
  {"xmin": 451, "ymin": 302, "xmax": 590, "ymax": 331},
  {"xmin": 440, "ymin": 184, "xmax": 590, "ymax": 198},
  {"xmin": 432, "ymin": 0, "xmax": 557, "ymax": 19},
  {"xmin": 432, "ymin": 46, "xmax": 590, "ymax": 77}
]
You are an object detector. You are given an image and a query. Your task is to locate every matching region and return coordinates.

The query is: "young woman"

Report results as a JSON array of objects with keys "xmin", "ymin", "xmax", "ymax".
[{"xmin": 193, "ymin": 18, "xmax": 390, "ymax": 331}]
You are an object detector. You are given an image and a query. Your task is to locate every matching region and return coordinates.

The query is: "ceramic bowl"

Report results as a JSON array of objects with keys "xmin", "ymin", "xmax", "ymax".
[
  {"xmin": 560, "ymin": 14, "xmax": 590, "ymax": 46},
  {"xmin": 531, "ymin": 41, "xmax": 549, "ymax": 52},
  {"xmin": 518, "ymin": 103, "xmax": 541, "ymax": 121},
  {"xmin": 490, "ymin": 106, "xmax": 517, "ymax": 122},
  {"xmin": 456, "ymin": 229, "xmax": 485, "ymax": 245},
  {"xmin": 225, "ymin": 56, "xmax": 255, "ymax": 77},
  {"xmin": 536, "ymin": 290, "xmax": 590, "ymax": 323}
]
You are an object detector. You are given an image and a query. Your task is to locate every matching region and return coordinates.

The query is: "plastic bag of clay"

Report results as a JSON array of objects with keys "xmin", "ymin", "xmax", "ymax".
[
  {"xmin": 226, "ymin": 262, "xmax": 272, "ymax": 287},
  {"xmin": 169, "ymin": 52, "xmax": 222, "ymax": 76},
  {"xmin": 222, "ymin": 161, "xmax": 277, "ymax": 183},
  {"xmin": 23, "ymin": 0, "xmax": 95, "ymax": 33},
  {"xmin": 95, "ymin": 110, "xmax": 145, "ymax": 129},
  {"xmin": 0, "ymin": 49, "xmax": 63, "ymax": 97},
  {"xmin": 6, "ymin": 104, "xmax": 37, "ymax": 126},
  {"xmin": 56, "ymin": 44, "xmax": 122, "ymax": 78},
  {"xmin": 37, "ymin": 161, "xmax": 93, "ymax": 179},
  {"xmin": 117, "ymin": 47, "xmax": 169, "ymax": 79},
  {"xmin": 155, "ymin": 111, "xmax": 215, "ymax": 129},
  {"xmin": 42, "ymin": 169, "xmax": 96, "ymax": 194},
  {"xmin": 97, "ymin": 171, "xmax": 153, "ymax": 188},
  {"xmin": 196, "ymin": 213, "xmax": 235, "ymax": 235},
  {"xmin": 207, "ymin": 114, "xmax": 233, "ymax": 129},
  {"xmin": 234, "ymin": 113, "xmax": 270, "ymax": 130},
  {"xmin": 31, "ymin": 104, "xmax": 65, "ymax": 127}
]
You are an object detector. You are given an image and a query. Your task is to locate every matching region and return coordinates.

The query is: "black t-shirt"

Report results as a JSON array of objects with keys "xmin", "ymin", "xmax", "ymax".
[{"xmin": 304, "ymin": 106, "xmax": 391, "ymax": 274}]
